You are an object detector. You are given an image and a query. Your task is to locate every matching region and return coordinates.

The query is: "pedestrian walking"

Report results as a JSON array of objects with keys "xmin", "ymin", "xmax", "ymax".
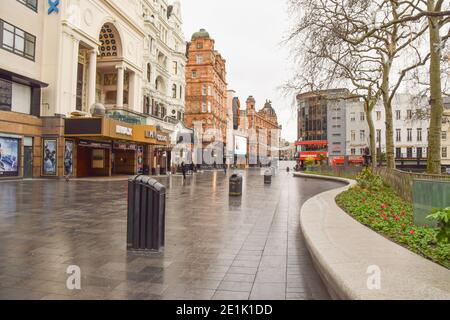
[
  {"xmin": 181, "ymin": 161, "xmax": 186, "ymax": 179},
  {"xmin": 223, "ymin": 157, "xmax": 227, "ymax": 174}
]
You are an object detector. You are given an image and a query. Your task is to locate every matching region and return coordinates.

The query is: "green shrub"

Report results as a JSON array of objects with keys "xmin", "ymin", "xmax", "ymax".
[
  {"xmin": 305, "ymin": 158, "xmax": 315, "ymax": 167},
  {"xmin": 427, "ymin": 207, "xmax": 450, "ymax": 244},
  {"xmin": 356, "ymin": 167, "xmax": 383, "ymax": 191},
  {"xmin": 336, "ymin": 186, "xmax": 449, "ymax": 269}
]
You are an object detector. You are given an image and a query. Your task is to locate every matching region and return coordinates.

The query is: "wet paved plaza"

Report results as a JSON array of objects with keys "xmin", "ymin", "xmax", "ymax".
[{"xmin": 0, "ymin": 169, "xmax": 343, "ymax": 300}]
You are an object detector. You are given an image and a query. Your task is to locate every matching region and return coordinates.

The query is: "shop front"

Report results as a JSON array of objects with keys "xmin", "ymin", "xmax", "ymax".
[
  {"xmin": 64, "ymin": 117, "xmax": 170, "ymax": 178},
  {"xmin": 133, "ymin": 125, "xmax": 171, "ymax": 175}
]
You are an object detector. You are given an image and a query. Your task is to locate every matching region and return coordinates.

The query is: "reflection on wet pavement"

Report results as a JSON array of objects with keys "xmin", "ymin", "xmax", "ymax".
[{"xmin": 0, "ymin": 169, "xmax": 343, "ymax": 300}]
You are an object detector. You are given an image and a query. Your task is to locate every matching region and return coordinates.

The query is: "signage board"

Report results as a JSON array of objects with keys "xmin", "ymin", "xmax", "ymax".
[{"xmin": 116, "ymin": 125, "xmax": 133, "ymax": 136}]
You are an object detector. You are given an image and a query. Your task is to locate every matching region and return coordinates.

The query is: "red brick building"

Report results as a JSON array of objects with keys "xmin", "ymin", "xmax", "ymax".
[
  {"xmin": 184, "ymin": 29, "xmax": 228, "ymax": 150},
  {"xmin": 245, "ymin": 96, "xmax": 281, "ymax": 166}
]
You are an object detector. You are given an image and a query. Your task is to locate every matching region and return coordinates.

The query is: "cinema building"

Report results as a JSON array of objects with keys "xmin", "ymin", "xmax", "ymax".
[{"xmin": 0, "ymin": 0, "xmax": 187, "ymax": 179}]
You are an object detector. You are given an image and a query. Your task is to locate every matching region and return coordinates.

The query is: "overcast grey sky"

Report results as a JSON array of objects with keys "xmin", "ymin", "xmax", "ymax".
[{"xmin": 181, "ymin": 0, "xmax": 297, "ymax": 142}]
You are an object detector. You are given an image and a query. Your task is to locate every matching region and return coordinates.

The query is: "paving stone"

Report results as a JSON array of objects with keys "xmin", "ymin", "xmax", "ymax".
[{"xmin": 0, "ymin": 170, "xmax": 339, "ymax": 299}]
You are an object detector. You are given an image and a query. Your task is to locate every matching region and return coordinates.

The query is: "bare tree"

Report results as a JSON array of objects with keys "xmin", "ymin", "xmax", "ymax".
[{"xmin": 285, "ymin": 0, "xmax": 429, "ymax": 169}]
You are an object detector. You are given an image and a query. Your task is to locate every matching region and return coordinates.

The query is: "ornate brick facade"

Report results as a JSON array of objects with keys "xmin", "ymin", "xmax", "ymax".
[
  {"xmin": 245, "ymin": 96, "xmax": 282, "ymax": 165},
  {"xmin": 185, "ymin": 29, "xmax": 228, "ymax": 145}
]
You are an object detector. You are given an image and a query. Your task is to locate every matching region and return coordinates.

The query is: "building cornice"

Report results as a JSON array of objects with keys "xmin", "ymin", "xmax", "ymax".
[{"xmin": 101, "ymin": 0, "xmax": 146, "ymax": 38}]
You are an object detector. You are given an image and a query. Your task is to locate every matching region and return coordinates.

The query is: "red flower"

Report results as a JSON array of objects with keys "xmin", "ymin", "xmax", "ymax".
[
  {"xmin": 394, "ymin": 216, "xmax": 400, "ymax": 221},
  {"xmin": 409, "ymin": 230, "xmax": 415, "ymax": 235},
  {"xmin": 380, "ymin": 204, "xmax": 386, "ymax": 209}
]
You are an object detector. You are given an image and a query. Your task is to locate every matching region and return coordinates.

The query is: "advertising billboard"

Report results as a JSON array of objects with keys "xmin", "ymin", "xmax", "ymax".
[
  {"xmin": 0, "ymin": 137, "xmax": 19, "ymax": 177},
  {"xmin": 42, "ymin": 138, "xmax": 57, "ymax": 176},
  {"xmin": 234, "ymin": 136, "xmax": 247, "ymax": 156}
]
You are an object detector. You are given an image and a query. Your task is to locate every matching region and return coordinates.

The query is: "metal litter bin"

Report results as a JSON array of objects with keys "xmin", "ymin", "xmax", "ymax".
[
  {"xmin": 264, "ymin": 170, "xmax": 272, "ymax": 184},
  {"xmin": 229, "ymin": 174, "xmax": 243, "ymax": 196},
  {"xmin": 127, "ymin": 175, "xmax": 166, "ymax": 251}
]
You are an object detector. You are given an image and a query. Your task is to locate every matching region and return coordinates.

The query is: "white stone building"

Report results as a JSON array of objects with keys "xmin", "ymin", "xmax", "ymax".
[
  {"xmin": 326, "ymin": 93, "xmax": 449, "ymax": 170},
  {"xmin": 0, "ymin": 0, "xmax": 189, "ymax": 178}
]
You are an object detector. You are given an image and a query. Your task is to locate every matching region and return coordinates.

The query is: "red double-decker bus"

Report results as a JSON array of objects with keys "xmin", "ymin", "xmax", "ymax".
[{"xmin": 295, "ymin": 140, "xmax": 328, "ymax": 162}]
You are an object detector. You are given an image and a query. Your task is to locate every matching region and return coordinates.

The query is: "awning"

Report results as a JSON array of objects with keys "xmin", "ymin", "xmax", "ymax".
[{"xmin": 0, "ymin": 68, "xmax": 48, "ymax": 88}]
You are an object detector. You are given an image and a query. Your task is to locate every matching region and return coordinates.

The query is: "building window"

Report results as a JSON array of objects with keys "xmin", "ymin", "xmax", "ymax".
[
  {"xmin": 360, "ymin": 148, "xmax": 365, "ymax": 155},
  {"xmin": 0, "ymin": 20, "xmax": 36, "ymax": 61},
  {"xmin": 351, "ymin": 130, "xmax": 356, "ymax": 141},
  {"xmin": 0, "ymin": 78, "xmax": 31, "ymax": 114},
  {"xmin": 207, "ymin": 102, "xmax": 212, "ymax": 113},
  {"xmin": 407, "ymin": 128, "xmax": 412, "ymax": 142},
  {"xmin": 0, "ymin": 78, "xmax": 12, "ymax": 111},
  {"xmin": 360, "ymin": 112, "xmax": 365, "ymax": 121},
  {"xmin": 396, "ymin": 110, "xmax": 401, "ymax": 120},
  {"xmin": 208, "ymin": 86, "xmax": 212, "ymax": 96},
  {"xmin": 350, "ymin": 112, "xmax": 356, "ymax": 122},
  {"xmin": 172, "ymin": 84, "xmax": 177, "ymax": 98},
  {"xmin": 196, "ymin": 55, "xmax": 203, "ymax": 64},
  {"xmin": 407, "ymin": 147, "xmax": 413, "ymax": 158},
  {"xmin": 407, "ymin": 109, "xmax": 412, "ymax": 120},
  {"xmin": 396, "ymin": 129, "xmax": 401, "ymax": 142},
  {"xmin": 360, "ymin": 130, "xmax": 365, "ymax": 141},
  {"xmin": 351, "ymin": 148, "xmax": 356, "ymax": 155},
  {"xmin": 417, "ymin": 147, "xmax": 423, "ymax": 159},
  {"xmin": 192, "ymin": 70, "xmax": 197, "ymax": 78},
  {"xmin": 202, "ymin": 102, "xmax": 206, "ymax": 113},
  {"xmin": 376, "ymin": 129, "xmax": 381, "ymax": 143},
  {"xmin": 17, "ymin": 0, "xmax": 38, "ymax": 12},
  {"xmin": 179, "ymin": 85, "xmax": 182, "ymax": 99},
  {"xmin": 443, "ymin": 147, "xmax": 448, "ymax": 158},
  {"xmin": 396, "ymin": 148, "xmax": 402, "ymax": 158},
  {"xmin": 376, "ymin": 111, "xmax": 381, "ymax": 121},
  {"xmin": 147, "ymin": 63, "xmax": 151, "ymax": 82},
  {"xmin": 442, "ymin": 131, "xmax": 447, "ymax": 140},
  {"xmin": 173, "ymin": 61, "xmax": 178, "ymax": 75},
  {"xmin": 196, "ymin": 42, "xmax": 203, "ymax": 49},
  {"xmin": 143, "ymin": 96, "xmax": 150, "ymax": 114},
  {"xmin": 202, "ymin": 85, "xmax": 207, "ymax": 96},
  {"xmin": 417, "ymin": 128, "xmax": 422, "ymax": 142}
]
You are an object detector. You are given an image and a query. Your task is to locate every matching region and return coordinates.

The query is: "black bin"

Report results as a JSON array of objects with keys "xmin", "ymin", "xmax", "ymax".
[
  {"xmin": 127, "ymin": 175, "xmax": 166, "ymax": 251},
  {"xmin": 229, "ymin": 174, "xmax": 243, "ymax": 196},
  {"xmin": 264, "ymin": 170, "xmax": 272, "ymax": 184}
]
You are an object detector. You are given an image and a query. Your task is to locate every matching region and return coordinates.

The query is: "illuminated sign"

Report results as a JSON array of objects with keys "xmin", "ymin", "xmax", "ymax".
[
  {"xmin": 144, "ymin": 130, "xmax": 156, "ymax": 139},
  {"xmin": 116, "ymin": 125, "xmax": 133, "ymax": 136},
  {"xmin": 48, "ymin": 0, "xmax": 60, "ymax": 15},
  {"xmin": 157, "ymin": 134, "xmax": 168, "ymax": 142}
]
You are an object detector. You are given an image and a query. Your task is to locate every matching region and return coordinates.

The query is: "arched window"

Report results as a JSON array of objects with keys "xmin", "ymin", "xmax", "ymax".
[
  {"xmin": 147, "ymin": 63, "xmax": 151, "ymax": 82},
  {"xmin": 172, "ymin": 84, "xmax": 177, "ymax": 98}
]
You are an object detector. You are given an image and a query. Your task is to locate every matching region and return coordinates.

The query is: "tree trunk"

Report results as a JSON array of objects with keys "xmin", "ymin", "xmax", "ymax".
[
  {"xmin": 426, "ymin": 0, "xmax": 443, "ymax": 174},
  {"xmin": 382, "ymin": 63, "xmax": 396, "ymax": 169},
  {"xmin": 365, "ymin": 100, "xmax": 377, "ymax": 170}
]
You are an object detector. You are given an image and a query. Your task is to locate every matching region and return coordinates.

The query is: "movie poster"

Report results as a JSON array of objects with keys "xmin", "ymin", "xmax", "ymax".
[
  {"xmin": 42, "ymin": 139, "xmax": 57, "ymax": 176},
  {"xmin": 0, "ymin": 137, "xmax": 19, "ymax": 177},
  {"xmin": 137, "ymin": 146, "xmax": 144, "ymax": 174},
  {"xmin": 64, "ymin": 140, "xmax": 74, "ymax": 176}
]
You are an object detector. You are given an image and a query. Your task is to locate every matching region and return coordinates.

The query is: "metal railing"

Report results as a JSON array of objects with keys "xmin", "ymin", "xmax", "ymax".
[{"xmin": 374, "ymin": 167, "xmax": 450, "ymax": 201}]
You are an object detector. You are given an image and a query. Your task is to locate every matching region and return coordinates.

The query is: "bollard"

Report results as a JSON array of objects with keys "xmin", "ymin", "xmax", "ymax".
[
  {"xmin": 229, "ymin": 174, "xmax": 243, "ymax": 196},
  {"xmin": 127, "ymin": 175, "xmax": 166, "ymax": 251},
  {"xmin": 264, "ymin": 169, "xmax": 272, "ymax": 185}
]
